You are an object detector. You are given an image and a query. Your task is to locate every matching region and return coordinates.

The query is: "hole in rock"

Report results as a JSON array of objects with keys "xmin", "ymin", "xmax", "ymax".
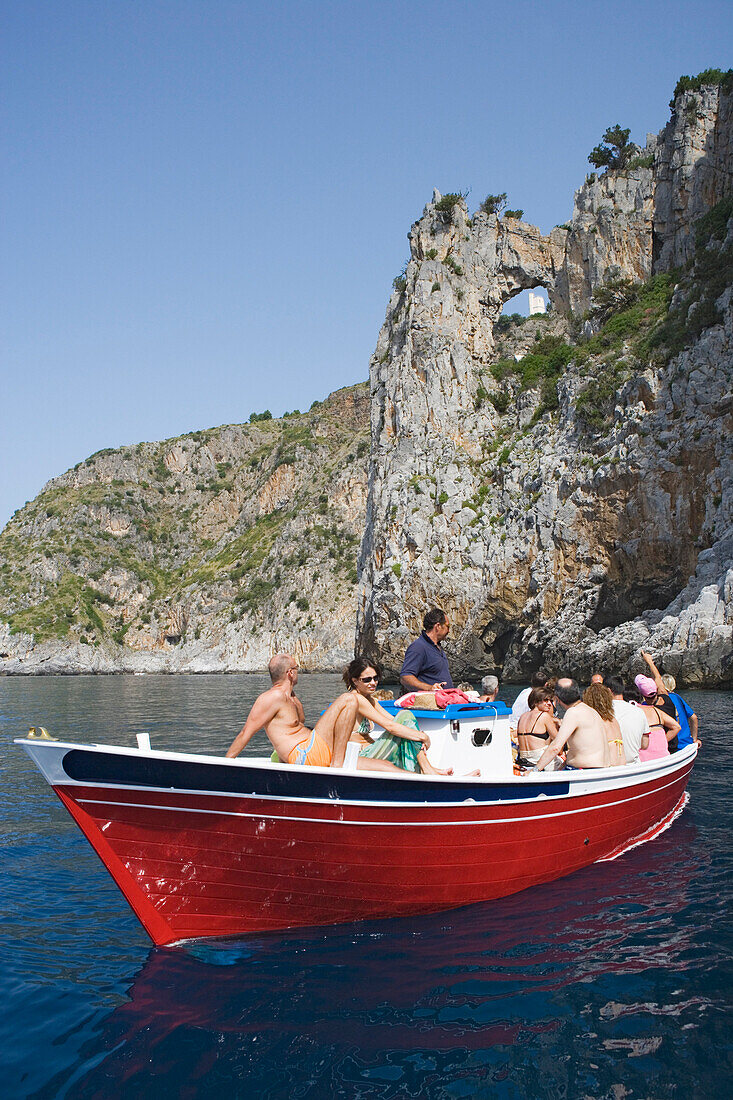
[{"xmin": 500, "ymin": 287, "xmax": 549, "ymax": 319}]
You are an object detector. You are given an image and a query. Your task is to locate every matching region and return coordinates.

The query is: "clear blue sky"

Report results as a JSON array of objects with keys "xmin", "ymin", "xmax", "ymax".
[{"xmin": 2, "ymin": 0, "xmax": 730, "ymax": 528}]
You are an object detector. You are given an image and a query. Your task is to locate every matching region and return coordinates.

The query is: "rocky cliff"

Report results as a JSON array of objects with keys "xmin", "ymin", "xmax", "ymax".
[
  {"xmin": 357, "ymin": 77, "xmax": 733, "ymax": 687},
  {"xmin": 0, "ymin": 386, "xmax": 369, "ymax": 672},
  {"xmin": 2, "ymin": 76, "xmax": 732, "ymax": 683}
]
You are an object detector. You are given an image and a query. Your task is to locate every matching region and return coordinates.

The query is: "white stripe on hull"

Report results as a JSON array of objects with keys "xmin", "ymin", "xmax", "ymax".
[{"xmin": 74, "ymin": 770, "xmax": 689, "ymax": 827}]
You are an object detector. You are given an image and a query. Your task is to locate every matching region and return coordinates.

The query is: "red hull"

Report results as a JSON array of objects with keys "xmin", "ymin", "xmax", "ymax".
[{"xmin": 53, "ymin": 759, "xmax": 693, "ymax": 946}]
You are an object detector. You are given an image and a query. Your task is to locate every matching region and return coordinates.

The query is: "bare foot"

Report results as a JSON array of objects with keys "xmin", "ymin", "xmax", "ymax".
[{"xmin": 420, "ymin": 762, "xmax": 453, "ymax": 776}]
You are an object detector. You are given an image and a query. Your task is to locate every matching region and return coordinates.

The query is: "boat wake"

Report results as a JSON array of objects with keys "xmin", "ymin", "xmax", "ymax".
[{"xmin": 598, "ymin": 792, "xmax": 690, "ymax": 863}]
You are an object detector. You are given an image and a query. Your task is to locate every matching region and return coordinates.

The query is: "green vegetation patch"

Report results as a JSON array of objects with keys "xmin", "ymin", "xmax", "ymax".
[
  {"xmin": 649, "ymin": 197, "xmax": 733, "ymax": 361},
  {"xmin": 195, "ymin": 512, "xmax": 291, "ymax": 585},
  {"xmin": 588, "ymin": 125, "xmax": 634, "ymax": 171},
  {"xmin": 434, "ymin": 192, "xmax": 468, "ymax": 219},
  {"xmin": 8, "ymin": 574, "xmax": 108, "ymax": 641},
  {"xmin": 627, "ymin": 153, "xmax": 654, "ymax": 170},
  {"xmin": 575, "ymin": 358, "xmax": 633, "ymax": 430},
  {"xmin": 577, "ymin": 273, "xmax": 676, "ymax": 364},
  {"xmin": 673, "ymin": 68, "xmax": 733, "ymax": 102},
  {"xmin": 479, "ymin": 193, "xmax": 507, "ymax": 216},
  {"xmin": 489, "ymin": 334, "xmax": 575, "ymax": 419},
  {"xmin": 236, "ymin": 574, "xmax": 279, "ymax": 612},
  {"xmin": 495, "ymin": 312, "xmax": 526, "ymax": 333},
  {"xmin": 573, "ymin": 273, "xmax": 677, "ymax": 431},
  {"xmin": 273, "ymin": 420, "xmax": 316, "ymax": 469},
  {"xmin": 694, "ymin": 193, "xmax": 733, "ymax": 247}
]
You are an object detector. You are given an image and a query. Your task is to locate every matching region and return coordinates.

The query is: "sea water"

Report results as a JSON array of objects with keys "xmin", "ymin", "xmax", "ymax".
[{"xmin": 1, "ymin": 675, "xmax": 731, "ymax": 1098}]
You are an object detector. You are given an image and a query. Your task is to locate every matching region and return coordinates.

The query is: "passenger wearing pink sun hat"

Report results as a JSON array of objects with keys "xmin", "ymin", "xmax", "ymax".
[
  {"xmin": 634, "ymin": 674, "xmax": 658, "ymax": 698},
  {"xmin": 635, "ymin": 674, "xmax": 680, "ymax": 760}
]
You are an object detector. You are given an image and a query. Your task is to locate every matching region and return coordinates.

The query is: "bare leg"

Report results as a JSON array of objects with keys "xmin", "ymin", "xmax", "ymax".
[
  {"xmin": 357, "ymin": 757, "xmax": 404, "ymax": 773},
  {"xmin": 417, "ymin": 749, "xmax": 453, "ymax": 776},
  {"xmin": 314, "ymin": 694, "xmax": 359, "ymax": 768},
  {"xmin": 417, "ymin": 750, "xmax": 480, "ymax": 777}
]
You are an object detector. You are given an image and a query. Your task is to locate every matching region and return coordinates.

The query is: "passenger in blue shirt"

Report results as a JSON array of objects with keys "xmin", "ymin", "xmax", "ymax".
[
  {"xmin": 663, "ymin": 678, "xmax": 698, "ymax": 748},
  {"xmin": 400, "ymin": 608, "xmax": 454, "ymax": 692},
  {"xmin": 641, "ymin": 651, "xmax": 699, "ymax": 750}
]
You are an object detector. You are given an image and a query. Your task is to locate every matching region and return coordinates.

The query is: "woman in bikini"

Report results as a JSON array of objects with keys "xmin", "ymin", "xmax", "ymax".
[
  {"xmin": 516, "ymin": 687, "xmax": 559, "ymax": 767},
  {"xmin": 583, "ymin": 682, "xmax": 626, "ymax": 766},
  {"xmin": 635, "ymin": 676, "xmax": 681, "ymax": 761},
  {"xmin": 342, "ymin": 657, "xmax": 453, "ymax": 776}
]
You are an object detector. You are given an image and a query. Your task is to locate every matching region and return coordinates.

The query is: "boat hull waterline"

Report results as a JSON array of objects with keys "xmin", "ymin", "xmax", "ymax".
[{"xmin": 19, "ymin": 739, "xmax": 697, "ymax": 946}]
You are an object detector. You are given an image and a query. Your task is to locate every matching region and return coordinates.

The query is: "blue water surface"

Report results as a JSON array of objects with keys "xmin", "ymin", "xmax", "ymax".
[{"xmin": 0, "ymin": 675, "xmax": 731, "ymax": 1098}]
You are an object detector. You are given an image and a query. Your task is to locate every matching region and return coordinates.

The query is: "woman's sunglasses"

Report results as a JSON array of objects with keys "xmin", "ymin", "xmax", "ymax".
[{"xmin": 358, "ymin": 675, "xmax": 379, "ymax": 683}]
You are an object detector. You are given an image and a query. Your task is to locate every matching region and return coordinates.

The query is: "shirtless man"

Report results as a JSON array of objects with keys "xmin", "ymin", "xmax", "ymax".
[
  {"xmin": 225, "ymin": 653, "xmax": 357, "ymax": 767},
  {"xmin": 534, "ymin": 678, "xmax": 611, "ymax": 771}
]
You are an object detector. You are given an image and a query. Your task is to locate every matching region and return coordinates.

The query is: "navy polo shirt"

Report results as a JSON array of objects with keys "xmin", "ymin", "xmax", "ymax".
[{"xmin": 400, "ymin": 631, "xmax": 453, "ymax": 687}]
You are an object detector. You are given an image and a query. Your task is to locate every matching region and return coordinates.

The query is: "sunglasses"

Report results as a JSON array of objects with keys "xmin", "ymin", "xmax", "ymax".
[{"xmin": 358, "ymin": 675, "xmax": 379, "ymax": 683}]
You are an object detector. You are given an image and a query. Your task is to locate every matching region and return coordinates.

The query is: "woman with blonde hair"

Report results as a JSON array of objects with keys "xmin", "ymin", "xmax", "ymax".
[{"xmin": 583, "ymin": 683, "xmax": 626, "ymax": 766}]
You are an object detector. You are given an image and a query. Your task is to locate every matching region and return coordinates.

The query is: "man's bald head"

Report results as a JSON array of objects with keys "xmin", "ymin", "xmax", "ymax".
[
  {"xmin": 269, "ymin": 653, "xmax": 297, "ymax": 684},
  {"xmin": 554, "ymin": 678, "xmax": 581, "ymax": 706}
]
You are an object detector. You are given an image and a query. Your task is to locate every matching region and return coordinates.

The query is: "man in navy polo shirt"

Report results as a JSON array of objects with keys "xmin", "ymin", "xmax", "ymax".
[{"xmin": 400, "ymin": 608, "xmax": 454, "ymax": 692}]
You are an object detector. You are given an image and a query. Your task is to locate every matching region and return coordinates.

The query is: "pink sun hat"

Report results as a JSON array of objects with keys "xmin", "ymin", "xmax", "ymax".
[{"xmin": 634, "ymin": 674, "xmax": 657, "ymax": 698}]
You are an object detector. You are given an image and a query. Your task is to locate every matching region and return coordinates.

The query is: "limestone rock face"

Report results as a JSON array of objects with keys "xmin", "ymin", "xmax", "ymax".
[
  {"xmin": 0, "ymin": 386, "xmax": 369, "ymax": 674},
  {"xmin": 654, "ymin": 85, "xmax": 733, "ymax": 270},
  {"xmin": 554, "ymin": 163, "xmax": 655, "ymax": 315},
  {"xmin": 2, "ymin": 82, "xmax": 731, "ymax": 686},
  {"xmin": 358, "ymin": 85, "xmax": 733, "ymax": 687}
]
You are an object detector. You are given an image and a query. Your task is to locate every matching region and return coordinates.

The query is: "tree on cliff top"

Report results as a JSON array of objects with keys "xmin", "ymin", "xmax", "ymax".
[
  {"xmin": 588, "ymin": 125, "xmax": 633, "ymax": 171},
  {"xmin": 479, "ymin": 193, "xmax": 507, "ymax": 216},
  {"xmin": 672, "ymin": 68, "xmax": 733, "ymax": 104},
  {"xmin": 434, "ymin": 191, "xmax": 469, "ymax": 220}
]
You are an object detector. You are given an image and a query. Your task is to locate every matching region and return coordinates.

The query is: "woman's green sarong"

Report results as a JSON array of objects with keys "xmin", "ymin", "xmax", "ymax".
[{"xmin": 359, "ymin": 709, "xmax": 422, "ymax": 772}]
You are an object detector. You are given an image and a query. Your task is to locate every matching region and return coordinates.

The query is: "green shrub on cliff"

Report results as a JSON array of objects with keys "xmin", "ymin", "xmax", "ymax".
[
  {"xmin": 627, "ymin": 153, "xmax": 654, "ymax": 170},
  {"xmin": 495, "ymin": 313, "xmax": 525, "ymax": 332},
  {"xmin": 574, "ymin": 273, "xmax": 677, "ymax": 431},
  {"xmin": 588, "ymin": 125, "xmax": 634, "ymax": 171},
  {"xmin": 648, "ymin": 196, "xmax": 733, "ymax": 361},
  {"xmin": 490, "ymin": 389, "xmax": 511, "ymax": 414},
  {"xmin": 479, "ymin": 193, "xmax": 507, "ymax": 216},
  {"xmin": 491, "ymin": 335, "xmax": 574, "ymax": 392},
  {"xmin": 694, "ymin": 193, "xmax": 733, "ymax": 246},
  {"xmin": 575, "ymin": 357, "xmax": 631, "ymax": 430},
  {"xmin": 577, "ymin": 272, "xmax": 675, "ymax": 368},
  {"xmin": 434, "ymin": 192, "xmax": 468, "ymax": 219},
  {"xmin": 236, "ymin": 575, "xmax": 277, "ymax": 611},
  {"xmin": 672, "ymin": 68, "xmax": 733, "ymax": 104},
  {"xmin": 9, "ymin": 575, "xmax": 108, "ymax": 641},
  {"xmin": 443, "ymin": 255, "xmax": 463, "ymax": 275},
  {"xmin": 486, "ymin": 336, "xmax": 575, "ymax": 423}
]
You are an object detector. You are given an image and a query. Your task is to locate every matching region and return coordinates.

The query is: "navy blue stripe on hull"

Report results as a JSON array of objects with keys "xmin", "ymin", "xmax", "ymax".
[{"xmin": 61, "ymin": 749, "xmax": 570, "ymax": 803}]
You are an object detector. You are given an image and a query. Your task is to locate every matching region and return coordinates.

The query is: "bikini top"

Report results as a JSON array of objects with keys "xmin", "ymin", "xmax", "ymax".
[
  {"xmin": 519, "ymin": 712, "xmax": 550, "ymax": 741},
  {"xmin": 356, "ymin": 716, "xmax": 375, "ymax": 743}
]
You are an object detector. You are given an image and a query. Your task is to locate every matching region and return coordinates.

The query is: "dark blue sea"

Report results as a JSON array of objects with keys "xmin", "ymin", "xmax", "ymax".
[{"xmin": 1, "ymin": 675, "xmax": 731, "ymax": 1098}]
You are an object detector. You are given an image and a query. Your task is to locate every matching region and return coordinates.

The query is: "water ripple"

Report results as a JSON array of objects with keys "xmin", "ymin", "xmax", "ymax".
[{"xmin": 1, "ymin": 678, "xmax": 731, "ymax": 1098}]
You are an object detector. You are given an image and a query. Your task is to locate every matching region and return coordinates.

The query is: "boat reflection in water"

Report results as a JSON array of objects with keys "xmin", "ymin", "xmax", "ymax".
[{"xmin": 50, "ymin": 814, "xmax": 708, "ymax": 1099}]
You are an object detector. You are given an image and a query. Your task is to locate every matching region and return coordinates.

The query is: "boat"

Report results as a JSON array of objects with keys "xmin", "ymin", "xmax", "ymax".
[{"xmin": 17, "ymin": 701, "xmax": 697, "ymax": 947}]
